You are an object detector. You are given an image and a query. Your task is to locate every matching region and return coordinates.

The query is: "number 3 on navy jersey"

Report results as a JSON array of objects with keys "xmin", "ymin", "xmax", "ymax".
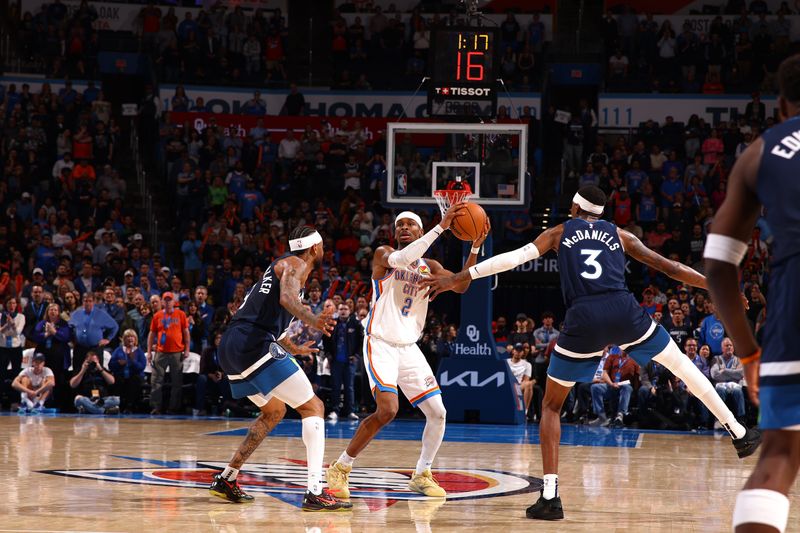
[
  {"xmin": 580, "ymin": 249, "xmax": 603, "ymax": 279},
  {"xmin": 401, "ymin": 297, "xmax": 413, "ymax": 316}
]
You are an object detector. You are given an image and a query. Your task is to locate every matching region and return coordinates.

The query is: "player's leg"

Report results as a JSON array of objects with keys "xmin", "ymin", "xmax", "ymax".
[
  {"xmin": 734, "ymin": 430, "xmax": 800, "ymax": 533},
  {"xmin": 397, "ymin": 343, "xmax": 446, "ymax": 497},
  {"xmin": 628, "ymin": 327, "xmax": 761, "ymax": 458},
  {"xmin": 266, "ymin": 368, "xmax": 350, "ymax": 511},
  {"xmin": 526, "ymin": 376, "xmax": 572, "ymax": 520},
  {"xmin": 327, "ymin": 335, "xmax": 400, "ymax": 498},
  {"xmin": 326, "ymin": 389, "xmax": 398, "ymax": 498},
  {"xmin": 406, "ymin": 394, "xmax": 447, "ymax": 497},
  {"xmin": 210, "ymin": 394, "xmax": 286, "ymax": 503}
]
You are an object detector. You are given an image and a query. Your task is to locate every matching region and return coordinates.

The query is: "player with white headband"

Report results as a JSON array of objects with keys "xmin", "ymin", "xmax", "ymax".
[
  {"xmin": 423, "ymin": 185, "xmax": 762, "ymax": 521},
  {"xmin": 209, "ymin": 226, "xmax": 351, "ymax": 512},
  {"xmin": 327, "ymin": 202, "xmax": 489, "ymax": 499}
]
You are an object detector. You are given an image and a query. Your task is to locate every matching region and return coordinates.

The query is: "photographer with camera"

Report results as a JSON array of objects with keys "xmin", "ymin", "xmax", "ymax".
[{"xmin": 69, "ymin": 350, "xmax": 120, "ymax": 414}]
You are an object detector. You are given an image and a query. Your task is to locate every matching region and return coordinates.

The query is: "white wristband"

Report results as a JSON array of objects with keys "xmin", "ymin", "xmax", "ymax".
[
  {"xmin": 470, "ymin": 246, "xmax": 481, "ymax": 254},
  {"xmin": 703, "ymin": 233, "xmax": 748, "ymax": 265}
]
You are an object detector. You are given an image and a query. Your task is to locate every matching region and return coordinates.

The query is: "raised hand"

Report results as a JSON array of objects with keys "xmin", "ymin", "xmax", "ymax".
[
  {"xmin": 439, "ymin": 202, "xmax": 468, "ymax": 230},
  {"xmin": 313, "ymin": 307, "xmax": 337, "ymax": 336},
  {"xmin": 473, "ymin": 215, "xmax": 491, "ymax": 247}
]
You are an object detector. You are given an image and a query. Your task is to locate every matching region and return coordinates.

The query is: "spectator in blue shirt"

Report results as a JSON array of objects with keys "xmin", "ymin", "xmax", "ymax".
[
  {"xmin": 98, "ymin": 286, "xmax": 126, "ymax": 331},
  {"xmin": 698, "ymin": 299, "xmax": 726, "ymax": 355},
  {"xmin": 684, "ymin": 338, "xmax": 711, "ymax": 428},
  {"xmin": 504, "ymin": 209, "xmax": 534, "ymax": 241},
  {"xmin": 177, "ymin": 11, "xmax": 198, "ymax": 41},
  {"xmin": 241, "ymin": 90, "xmax": 267, "ymax": 115},
  {"xmin": 181, "ymin": 230, "xmax": 203, "ymax": 288},
  {"xmin": 238, "ymin": 179, "xmax": 265, "ymax": 221},
  {"xmin": 194, "ymin": 286, "xmax": 214, "ymax": 331},
  {"xmin": 68, "ymin": 292, "xmax": 119, "ymax": 371},
  {"xmin": 636, "ymin": 181, "xmax": 659, "ymax": 230},
  {"xmin": 323, "ymin": 303, "xmax": 363, "ymax": 421},
  {"xmin": 34, "ymin": 233, "xmax": 59, "ymax": 274},
  {"xmin": 659, "ymin": 166, "xmax": 685, "ymax": 218},
  {"xmin": 624, "ymin": 160, "xmax": 648, "ymax": 196},
  {"xmin": 109, "ymin": 329, "xmax": 147, "ymax": 412}
]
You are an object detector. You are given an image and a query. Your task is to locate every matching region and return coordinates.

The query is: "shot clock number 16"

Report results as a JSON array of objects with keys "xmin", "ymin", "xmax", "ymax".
[{"xmin": 456, "ymin": 32, "xmax": 490, "ymax": 81}]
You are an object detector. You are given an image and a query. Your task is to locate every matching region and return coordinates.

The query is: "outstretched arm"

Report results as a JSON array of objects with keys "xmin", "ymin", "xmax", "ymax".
[
  {"xmin": 276, "ymin": 256, "xmax": 335, "ymax": 336},
  {"xmin": 619, "ymin": 229, "xmax": 707, "ymax": 289},
  {"xmin": 428, "ymin": 215, "xmax": 492, "ymax": 293},
  {"xmin": 704, "ymin": 138, "xmax": 763, "ymax": 403},
  {"xmin": 422, "ymin": 226, "xmax": 562, "ymax": 299},
  {"xmin": 373, "ymin": 203, "xmax": 466, "ymax": 271}
]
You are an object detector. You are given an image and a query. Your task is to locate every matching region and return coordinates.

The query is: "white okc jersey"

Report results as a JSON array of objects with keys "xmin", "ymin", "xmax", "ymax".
[{"xmin": 364, "ymin": 258, "xmax": 431, "ymax": 345}]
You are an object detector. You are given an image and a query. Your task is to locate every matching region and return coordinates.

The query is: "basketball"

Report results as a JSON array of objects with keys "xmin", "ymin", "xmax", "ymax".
[{"xmin": 450, "ymin": 202, "xmax": 487, "ymax": 241}]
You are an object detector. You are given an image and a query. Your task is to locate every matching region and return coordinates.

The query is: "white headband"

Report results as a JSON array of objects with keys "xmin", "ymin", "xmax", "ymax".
[
  {"xmin": 395, "ymin": 211, "xmax": 423, "ymax": 229},
  {"xmin": 289, "ymin": 231, "xmax": 322, "ymax": 252},
  {"xmin": 572, "ymin": 192, "xmax": 605, "ymax": 215}
]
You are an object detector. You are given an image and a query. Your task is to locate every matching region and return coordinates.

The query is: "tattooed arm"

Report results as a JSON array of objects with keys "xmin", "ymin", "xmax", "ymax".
[{"xmin": 276, "ymin": 255, "xmax": 335, "ymax": 335}]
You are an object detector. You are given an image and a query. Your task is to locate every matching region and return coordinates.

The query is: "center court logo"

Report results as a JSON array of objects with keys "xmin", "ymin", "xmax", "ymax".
[{"xmin": 40, "ymin": 457, "xmax": 540, "ymax": 508}]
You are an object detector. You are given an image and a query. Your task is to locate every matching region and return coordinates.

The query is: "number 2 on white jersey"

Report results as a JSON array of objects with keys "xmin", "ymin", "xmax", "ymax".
[{"xmin": 580, "ymin": 249, "xmax": 603, "ymax": 279}]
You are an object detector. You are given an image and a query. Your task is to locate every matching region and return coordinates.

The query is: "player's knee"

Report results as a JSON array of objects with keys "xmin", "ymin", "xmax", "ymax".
[{"xmin": 375, "ymin": 403, "xmax": 398, "ymax": 425}]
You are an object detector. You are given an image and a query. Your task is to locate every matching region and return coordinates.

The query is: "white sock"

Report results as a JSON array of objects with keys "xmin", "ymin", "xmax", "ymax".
[
  {"xmin": 415, "ymin": 395, "xmax": 446, "ymax": 476},
  {"xmin": 302, "ymin": 416, "xmax": 325, "ymax": 495},
  {"xmin": 654, "ymin": 340, "xmax": 746, "ymax": 439},
  {"xmin": 542, "ymin": 474, "xmax": 558, "ymax": 500},
  {"xmin": 698, "ymin": 389, "xmax": 746, "ymax": 439},
  {"xmin": 221, "ymin": 466, "xmax": 239, "ymax": 481},
  {"xmin": 338, "ymin": 450, "xmax": 355, "ymax": 467}
]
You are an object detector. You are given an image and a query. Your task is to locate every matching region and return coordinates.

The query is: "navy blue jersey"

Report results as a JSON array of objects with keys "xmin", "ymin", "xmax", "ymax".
[
  {"xmin": 229, "ymin": 256, "xmax": 297, "ymax": 341},
  {"xmin": 757, "ymin": 115, "xmax": 800, "ymax": 266},
  {"xmin": 557, "ymin": 218, "xmax": 627, "ymax": 306},
  {"xmin": 220, "ymin": 256, "xmax": 303, "ymax": 375}
]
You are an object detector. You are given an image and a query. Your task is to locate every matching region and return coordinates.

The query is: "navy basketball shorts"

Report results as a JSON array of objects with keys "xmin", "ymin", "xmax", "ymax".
[
  {"xmin": 758, "ymin": 256, "xmax": 800, "ymax": 430},
  {"xmin": 219, "ymin": 327, "xmax": 312, "ymax": 409},
  {"xmin": 547, "ymin": 291, "xmax": 672, "ymax": 385}
]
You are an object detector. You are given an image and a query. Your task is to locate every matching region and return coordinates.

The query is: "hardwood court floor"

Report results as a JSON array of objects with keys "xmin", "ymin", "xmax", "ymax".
[{"xmin": 1, "ymin": 414, "xmax": 798, "ymax": 533}]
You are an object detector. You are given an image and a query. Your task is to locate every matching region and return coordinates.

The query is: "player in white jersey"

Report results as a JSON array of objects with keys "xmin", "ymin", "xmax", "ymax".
[{"xmin": 326, "ymin": 204, "xmax": 488, "ymax": 498}]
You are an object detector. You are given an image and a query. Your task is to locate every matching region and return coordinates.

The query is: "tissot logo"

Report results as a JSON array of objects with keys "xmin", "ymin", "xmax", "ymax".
[
  {"xmin": 434, "ymin": 87, "xmax": 493, "ymax": 96},
  {"xmin": 41, "ymin": 457, "xmax": 539, "ymax": 510}
]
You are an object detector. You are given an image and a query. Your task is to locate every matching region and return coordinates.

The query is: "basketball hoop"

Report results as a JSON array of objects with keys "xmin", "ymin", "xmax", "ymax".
[{"xmin": 433, "ymin": 189, "xmax": 472, "ymax": 217}]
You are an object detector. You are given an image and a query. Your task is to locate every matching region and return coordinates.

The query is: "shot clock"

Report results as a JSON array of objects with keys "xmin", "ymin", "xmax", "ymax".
[{"xmin": 427, "ymin": 27, "xmax": 499, "ymax": 118}]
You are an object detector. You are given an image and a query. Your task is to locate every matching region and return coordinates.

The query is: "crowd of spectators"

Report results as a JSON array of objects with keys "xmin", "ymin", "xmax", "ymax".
[
  {"xmin": 0, "ymin": 3, "xmax": 776, "ymax": 428},
  {"xmin": 603, "ymin": 4, "xmax": 800, "ymax": 93}
]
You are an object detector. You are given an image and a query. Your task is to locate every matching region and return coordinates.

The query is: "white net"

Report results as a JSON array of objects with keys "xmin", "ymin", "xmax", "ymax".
[{"xmin": 433, "ymin": 190, "xmax": 472, "ymax": 217}]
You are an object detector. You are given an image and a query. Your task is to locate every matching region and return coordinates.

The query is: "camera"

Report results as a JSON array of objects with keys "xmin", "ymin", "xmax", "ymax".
[{"xmin": 87, "ymin": 361, "xmax": 98, "ymax": 371}]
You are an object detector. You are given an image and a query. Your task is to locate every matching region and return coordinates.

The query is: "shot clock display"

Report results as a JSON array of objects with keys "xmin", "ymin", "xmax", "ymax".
[{"xmin": 427, "ymin": 27, "xmax": 499, "ymax": 118}]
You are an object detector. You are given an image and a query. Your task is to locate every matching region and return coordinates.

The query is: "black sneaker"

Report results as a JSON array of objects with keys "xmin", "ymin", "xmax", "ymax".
[
  {"xmin": 209, "ymin": 473, "xmax": 255, "ymax": 503},
  {"xmin": 526, "ymin": 490, "xmax": 564, "ymax": 520},
  {"xmin": 302, "ymin": 489, "xmax": 353, "ymax": 512},
  {"xmin": 733, "ymin": 427, "xmax": 762, "ymax": 459}
]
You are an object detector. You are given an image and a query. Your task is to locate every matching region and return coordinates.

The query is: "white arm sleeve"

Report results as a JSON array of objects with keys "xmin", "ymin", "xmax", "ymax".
[
  {"xmin": 387, "ymin": 225, "xmax": 445, "ymax": 269},
  {"xmin": 468, "ymin": 242, "xmax": 540, "ymax": 279}
]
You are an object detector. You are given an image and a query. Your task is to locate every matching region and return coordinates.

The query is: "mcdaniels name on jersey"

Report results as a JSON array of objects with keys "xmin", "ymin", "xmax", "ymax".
[{"xmin": 561, "ymin": 228, "xmax": 621, "ymax": 251}]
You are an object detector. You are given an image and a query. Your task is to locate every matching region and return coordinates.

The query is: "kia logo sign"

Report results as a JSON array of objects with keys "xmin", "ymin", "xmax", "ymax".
[{"xmin": 440, "ymin": 370, "xmax": 505, "ymax": 387}]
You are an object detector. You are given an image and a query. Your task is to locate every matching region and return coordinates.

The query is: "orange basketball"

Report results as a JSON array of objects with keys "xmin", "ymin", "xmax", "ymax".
[{"xmin": 450, "ymin": 202, "xmax": 487, "ymax": 241}]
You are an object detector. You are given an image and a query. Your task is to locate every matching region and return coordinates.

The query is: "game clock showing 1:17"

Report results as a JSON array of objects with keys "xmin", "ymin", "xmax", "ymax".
[{"xmin": 432, "ymin": 29, "xmax": 496, "ymax": 85}]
